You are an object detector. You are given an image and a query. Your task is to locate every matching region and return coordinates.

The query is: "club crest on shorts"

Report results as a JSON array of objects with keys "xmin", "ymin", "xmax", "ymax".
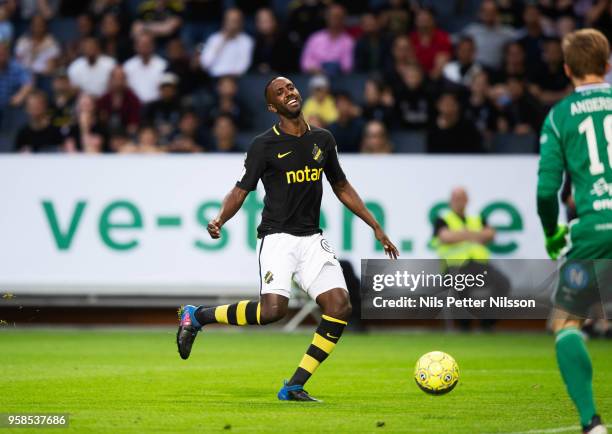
[
  {"xmin": 263, "ymin": 271, "xmax": 274, "ymax": 284},
  {"xmin": 312, "ymin": 144, "xmax": 323, "ymax": 163},
  {"xmin": 320, "ymin": 238, "xmax": 335, "ymax": 255}
]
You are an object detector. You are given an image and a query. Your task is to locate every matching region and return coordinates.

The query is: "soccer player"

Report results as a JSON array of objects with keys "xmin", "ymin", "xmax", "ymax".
[
  {"xmin": 177, "ymin": 76, "xmax": 399, "ymax": 401},
  {"xmin": 537, "ymin": 29, "xmax": 611, "ymax": 434}
]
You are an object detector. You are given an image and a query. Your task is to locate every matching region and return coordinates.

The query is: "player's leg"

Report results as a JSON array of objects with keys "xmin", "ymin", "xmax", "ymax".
[{"xmin": 551, "ymin": 310, "xmax": 605, "ymax": 433}]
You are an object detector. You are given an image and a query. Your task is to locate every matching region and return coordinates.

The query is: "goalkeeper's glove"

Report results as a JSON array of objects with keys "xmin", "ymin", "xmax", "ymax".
[{"xmin": 545, "ymin": 224, "xmax": 568, "ymax": 260}]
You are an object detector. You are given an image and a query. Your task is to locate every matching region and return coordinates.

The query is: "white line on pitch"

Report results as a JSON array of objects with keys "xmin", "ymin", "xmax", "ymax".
[{"xmin": 497, "ymin": 424, "xmax": 611, "ymax": 434}]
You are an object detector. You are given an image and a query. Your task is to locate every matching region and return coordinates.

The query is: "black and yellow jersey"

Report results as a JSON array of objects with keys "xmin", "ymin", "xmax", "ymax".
[{"xmin": 237, "ymin": 123, "xmax": 346, "ymax": 238}]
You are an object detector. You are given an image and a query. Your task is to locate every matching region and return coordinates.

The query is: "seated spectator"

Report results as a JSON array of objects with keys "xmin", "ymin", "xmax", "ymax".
[
  {"xmin": 464, "ymin": 71, "xmax": 499, "ymax": 142},
  {"xmin": 354, "ymin": 12, "xmax": 390, "ymax": 73},
  {"xmin": 361, "ymin": 77, "xmax": 394, "ymax": 127},
  {"xmin": 0, "ymin": 41, "xmax": 33, "ymax": 115},
  {"xmin": 132, "ymin": 0, "xmax": 183, "ymax": 45},
  {"xmin": 207, "ymin": 75, "xmax": 250, "ymax": 129},
  {"xmin": 0, "ymin": 5, "xmax": 13, "ymax": 43},
  {"xmin": 497, "ymin": 76, "xmax": 545, "ymax": 136},
  {"xmin": 65, "ymin": 93, "xmax": 107, "ymax": 153},
  {"xmin": 99, "ymin": 12, "xmax": 133, "ymax": 63},
  {"xmin": 490, "ymin": 41, "xmax": 527, "ymax": 84},
  {"xmin": 211, "ymin": 114, "xmax": 239, "ymax": 152},
  {"xmin": 200, "ymin": 8, "xmax": 253, "ymax": 78},
  {"xmin": 496, "ymin": 0, "xmax": 524, "ymax": 28},
  {"xmin": 144, "ymin": 72, "xmax": 182, "ymax": 145},
  {"xmin": 165, "ymin": 37, "xmax": 203, "ymax": 98},
  {"xmin": 463, "ymin": 0, "xmax": 516, "ymax": 71},
  {"xmin": 427, "ymin": 92, "xmax": 484, "ymax": 154},
  {"xmin": 285, "ymin": 0, "xmax": 327, "ymax": 50},
  {"xmin": 64, "ymin": 14, "xmax": 97, "ymax": 65},
  {"xmin": 392, "ymin": 62, "xmax": 434, "ymax": 130},
  {"xmin": 360, "ymin": 120, "xmax": 392, "ymax": 154},
  {"xmin": 328, "ymin": 92, "xmax": 365, "ymax": 153},
  {"xmin": 14, "ymin": 91, "xmax": 65, "ymax": 153},
  {"xmin": 517, "ymin": 4, "xmax": 546, "ymax": 74},
  {"xmin": 251, "ymin": 8, "xmax": 297, "ymax": 74},
  {"xmin": 167, "ymin": 110, "xmax": 205, "ymax": 153},
  {"xmin": 442, "ymin": 36, "xmax": 483, "ymax": 88},
  {"xmin": 409, "ymin": 7, "xmax": 451, "ymax": 75},
  {"xmin": 556, "ymin": 15, "xmax": 576, "ymax": 39},
  {"xmin": 18, "ymin": 0, "xmax": 57, "ymax": 21},
  {"xmin": 14, "ymin": 15, "xmax": 60, "ymax": 76},
  {"xmin": 123, "ymin": 32, "xmax": 167, "ymax": 103},
  {"xmin": 586, "ymin": 0, "xmax": 612, "ymax": 44},
  {"xmin": 97, "ymin": 66, "xmax": 141, "ymax": 136},
  {"xmin": 133, "ymin": 125, "xmax": 163, "ymax": 153},
  {"xmin": 301, "ymin": 3, "xmax": 354, "ymax": 75},
  {"xmin": 384, "ymin": 34, "xmax": 416, "ymax": 80},
  {"xmin": 49, "ymin": 71, "xmax": 76, "ymax": 132},
  {"xmin": 376, "ymin": 0, "xmax": 413, "ymax": 36},
  {"xmin": 67, "ymin": 37, "xmax": 116, "ymax": 97},
  {"xmin": 109, "ymin": 128, "xmax": 136, "ymax": 153},
  {"xmin": 302, "ymin": 74, "xmax": 338, "ymax": 126},
  {"xmin": 528, "ymin": 38, "xmax": 571, "ymax": 107}
]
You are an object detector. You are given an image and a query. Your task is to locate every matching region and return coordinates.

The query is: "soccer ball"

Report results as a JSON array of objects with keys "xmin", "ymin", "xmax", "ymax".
[{"xmin": 414, "ymin": 351, "xmax": 459, "ymax": 395}]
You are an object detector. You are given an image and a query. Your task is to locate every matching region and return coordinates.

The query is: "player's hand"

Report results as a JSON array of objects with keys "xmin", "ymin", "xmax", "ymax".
[
  {"xmin": 545, "ymin": 224, "xmax": 568, "ymax": 260},
  {"xmin": 375, "ymin": 227, "xmax": 399, "ymax": 259},
  {"xmin": 207, "ymin": 218, "xmax": 223, "ymax": 239}
]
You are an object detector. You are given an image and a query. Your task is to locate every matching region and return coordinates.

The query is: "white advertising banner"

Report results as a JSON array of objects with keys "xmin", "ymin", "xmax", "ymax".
[{"xmin": 0, "ymin": 155, "xmax": 548, "ymax": 294}]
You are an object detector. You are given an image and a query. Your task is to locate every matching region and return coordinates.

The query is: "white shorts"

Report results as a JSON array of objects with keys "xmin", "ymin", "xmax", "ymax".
[{"xmin": 256, "ymin": 232, "xmax": 348, "ymax": 300}]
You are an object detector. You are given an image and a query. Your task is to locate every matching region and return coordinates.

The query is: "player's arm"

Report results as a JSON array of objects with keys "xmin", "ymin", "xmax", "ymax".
[
  {"xmin": 331, "ymin": 179, "xmax": 399, "ymax": 259},
  {"xmin": 537, "ymin": 109, "xmax": 568, "ymax": 259},
  {"xmin": 208, "ymin": 140, "xmax": 265, "ymax": 239}
]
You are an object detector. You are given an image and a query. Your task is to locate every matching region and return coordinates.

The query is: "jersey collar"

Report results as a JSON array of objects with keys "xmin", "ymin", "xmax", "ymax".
[
  {"xmin": 272, "ymin": 121, "xmax": 311, "ymax": 137},
  {"xmin": 575, "ymin": 82, "xmax": 611, "ymax": 92}
]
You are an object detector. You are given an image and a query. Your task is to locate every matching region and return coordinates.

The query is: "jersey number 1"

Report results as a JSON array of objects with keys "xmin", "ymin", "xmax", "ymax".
[{"xmin": 578, "ymin": 115, "xmax": 612, "ymax": 175}]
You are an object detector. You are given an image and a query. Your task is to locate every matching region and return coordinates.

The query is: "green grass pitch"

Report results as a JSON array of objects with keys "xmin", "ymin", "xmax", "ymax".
[{"xmin": 1, "ymin": 330, "xmax": 611, "ymax": 433}]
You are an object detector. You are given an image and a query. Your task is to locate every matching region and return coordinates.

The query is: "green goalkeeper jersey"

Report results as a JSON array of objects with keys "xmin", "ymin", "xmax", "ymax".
[{"xmin": 537, "ymin": 83, "xmax": 612, "ymax": 239}]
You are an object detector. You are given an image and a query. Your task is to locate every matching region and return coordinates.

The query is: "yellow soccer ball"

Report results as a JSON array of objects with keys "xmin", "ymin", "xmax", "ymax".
[{"xmin": 414, "ymin": 351, "xmax": 459, "ymax": 395}]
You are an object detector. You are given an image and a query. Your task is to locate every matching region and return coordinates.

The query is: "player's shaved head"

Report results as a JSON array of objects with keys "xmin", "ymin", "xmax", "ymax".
[{"xmin": 265, "ymin": 76, "xmax": 302, "ymax": 118}]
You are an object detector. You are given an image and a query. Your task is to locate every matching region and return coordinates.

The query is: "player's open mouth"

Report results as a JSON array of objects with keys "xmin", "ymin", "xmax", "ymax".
[{"xmin": 287, "ymin": 98, "xmax": 299, "ymax": 107}]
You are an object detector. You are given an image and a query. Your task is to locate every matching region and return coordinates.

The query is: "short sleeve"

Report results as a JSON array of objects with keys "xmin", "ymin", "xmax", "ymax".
[
  {"xmin": 236, "ymin": 140, "xmax": 265, "ymax": 191},
  {"xmin": 323, "ymin": 133, "xmax": 346, "ymax": 185}
]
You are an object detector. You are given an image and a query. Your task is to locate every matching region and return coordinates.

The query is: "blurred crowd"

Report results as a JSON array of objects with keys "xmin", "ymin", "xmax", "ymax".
[{"xmin": 1, "ymin": 0, "xmax": 612, "ymax": 154}]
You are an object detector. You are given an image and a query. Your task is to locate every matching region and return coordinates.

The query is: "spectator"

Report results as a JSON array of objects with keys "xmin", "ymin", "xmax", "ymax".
[
  {"xmin": 167, "ymin": 110, "xmax": 205, "ymax": 153},
  {"xmin": 463, "ymin": 0, "xmax": 516, "ymax": 71},
  {"xmin": 14, "ymin": 91, "xmax": 64, "ymax": 152},
  {"xmin": 302, "ymin": 74, "xmax": 338, "ymax": 126},
  {"xmin": 354, "ymin": 12, "xmax": 389, "ymax": 73},
  {"xmin": 18, "ymin": 0, "xmax": 57, "ymax": 21},
  {"xmin": 207, "ymin": 75, "xmax": 249, "ymax": 129},
  {"xmin": 361, "ymin": 77, "xmax": 394, "ymax": 127},
  {"xmin": 517, "ymin": 4, "xmax": 546, "ymax": 74},
  {"xmin": 97, "ymin": 66, "xmax": 141, "ymax": 136},
  {"xmin": 0, "ymin": 42, "xmax": 32, "ymax": 114},
  {"xmin": 528, "ymin": 38, "xmax": 571, "ymax": 107},
  {"xmin": 109, "ymin": 128, "xmax": 136, "ymax": 153},
  {"xmin": 0, "ymin": 6, "xmax": 13, "ymax": 43},
  {"xmin": 67, "ymin": 37, "xmax": 116, "ymax": 97},
  {"xmin": 497, "ymin": 76, "xmax": 545, "ymax": 136},
  {"xmin": 49, "ymin": 71, "xmax": 76, "ymax": 131},
  {"xmin": 144, "ymin": 72, "xmax": 182, "ymax": 145},
  {"xmin": 301, "ymin": 3, "xmax": 354, "ymax": 75},
  {"xmin": 442, "ymin": 36, "xmax": 483, "ymax": 88},
  {"xmin": 211, "ymin": 114, "xmax": 239, "ymax": 152},
  {"xmin": 200, "ymin": 8, "xmax": 253, "ymax": 78},
  {"xmin": 392, "ymin": 62, "xmax": 433, "ymax": 130},
  {"xmin": 134, "ymin": 125, "xmax": 162, "ymax": 153},
  {"xmin": 377, "ymin": 0, "xmax": 413, "ymax": 36},
  {"xmin": 384, "ymin": 34, "xmax": 415, "ymax": 80},
  {"xmin": 123, "ymin": 32, "xmax": 167, "ymax": 103},
  {"xmin": 90, "ymin": 0, "xmax": 132, "ymax": 30},
  {"xmin": 360, "ymin": 120, "xmax": 392, "ymax": 153},
  {"xmin": 555, "ymin": 15, "xmax": 576, "ymax": 39},
  {"xmin": 63, "ymin": 13, "xmax": 96, "ymax": 64},
  {"xmin": 585, "ymin": 0, "xmax": 612, "ymax": 44},
  {"xmin": 491, "ymin": 41, "xmax": 527, "ymax": 84},
  {"xmin": 285, "ymin": 0, "xmax": 327, "ymax": 49},
  {"xmin": 131, "ymin": 0, "xmax": 183, "ymax": 45},
  {"xmin": 251, "ymin": 8, "xmax": 297, "ymax": 74},
  {"xmin": 15, "ymin": 15, "xmax": 60, "ymax": 76},
  {"xmin": 409, "ymin": 7, "xmax": 451, "ymax": 74},
  {"xmin": 99, "ymin": 12, "xmax": 133, "ymax": 63},
  {"xmin": 427, "ymin": 92, "xmax": 484, "ymax": 153},
  {"xmin": 496, "ymin": 0, "xmax": 524, "ymax": 28},
  {"xmin": 65, "ymin": 93, "xmax": 107, "ymax": 153},
  {"xmin": 328, "ymin": 92, "xmax": 365, "ymax": 153},
  {"xmin": 165, "ymin": 37, "xmax": 203, "ymax": 99},
  {"xmin": 464, "ymin": 71, "xmax": 499, "ymax": 141}
]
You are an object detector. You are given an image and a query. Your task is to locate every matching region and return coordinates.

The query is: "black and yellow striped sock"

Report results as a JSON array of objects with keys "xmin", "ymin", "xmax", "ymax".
[
  {"xmin": 194, "ymin": 301, "xmax": 261, "ymax": 325},
  {"xmin": 287, "ymin": 314, "xmax": 348, "ymax": 386}
]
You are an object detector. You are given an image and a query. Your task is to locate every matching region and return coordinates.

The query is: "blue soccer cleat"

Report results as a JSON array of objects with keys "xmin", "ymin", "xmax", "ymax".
[
  {"xmin": 277, "ymin": 380, "xmax": 320, "ymax": 402},
  {"xmin": 176, "ymin": 305, "xmax": 202, "ymax": 360}
]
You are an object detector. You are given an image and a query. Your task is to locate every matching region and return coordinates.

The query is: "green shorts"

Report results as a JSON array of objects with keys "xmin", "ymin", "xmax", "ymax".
[{"xmin": 555, "ymin": 217, "xmax": 612, "ymax": 317}]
